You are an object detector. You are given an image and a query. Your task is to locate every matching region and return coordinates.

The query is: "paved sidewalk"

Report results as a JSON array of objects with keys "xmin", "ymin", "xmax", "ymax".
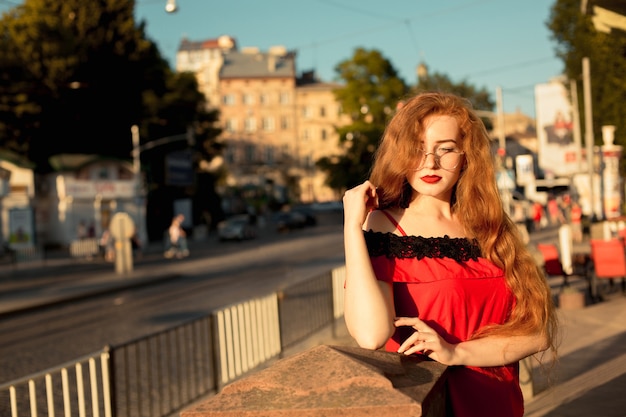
[{"xmin": 1, "ymin": 229, "xmax": 625, "ymax": 416}]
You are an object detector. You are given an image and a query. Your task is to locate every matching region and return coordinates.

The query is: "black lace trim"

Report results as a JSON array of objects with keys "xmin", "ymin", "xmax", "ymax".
[{"xmin": 364, "ymin": 230, "xmax": 482, "ymax": 261}]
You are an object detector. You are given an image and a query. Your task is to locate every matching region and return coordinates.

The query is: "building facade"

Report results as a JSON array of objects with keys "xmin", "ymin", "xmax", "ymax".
[
  {"xmin": 0, "ymin": 153, "xmax": 35, "ymax": 252},
  {"xmin": 34, "ymin": 155, "xmax": 145, "ymax": 248},
  {"xmin": 295, "ymin": 80, "xmax": 351, "ymax": 202},
  {"xmin": 176, "ymin": 37, "xmax": 350, "ymax": 205}
]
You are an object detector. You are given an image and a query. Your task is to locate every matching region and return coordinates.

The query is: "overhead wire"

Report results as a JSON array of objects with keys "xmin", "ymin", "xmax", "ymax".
[{"xmin": 305, "ymin": 0, "xmax": 556, "ymax": 95}]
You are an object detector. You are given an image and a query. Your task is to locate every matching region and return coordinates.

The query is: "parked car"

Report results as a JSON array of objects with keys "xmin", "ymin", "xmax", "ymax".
[
  {"xmin": 217, "ymin": 215, "xmax": 257, "ymax": 241},
  {"xmin": 291, "ymin": 205, "xmax": 318, "ymax": 226},
  {"xmin": 273, "ymin": 210, "xmax": 307, "ymax": 232}
]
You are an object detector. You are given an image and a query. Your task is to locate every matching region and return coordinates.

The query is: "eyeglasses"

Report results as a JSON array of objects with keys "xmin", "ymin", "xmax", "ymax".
[{"xmin": 413, "ymin": 147, "xmax": 465, "ymax": 171}]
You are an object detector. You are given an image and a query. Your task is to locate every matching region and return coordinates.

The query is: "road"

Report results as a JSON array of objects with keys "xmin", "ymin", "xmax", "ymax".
[{"xmin": 0, "ymin": 219, "xmax": 345, "ymax": 385}]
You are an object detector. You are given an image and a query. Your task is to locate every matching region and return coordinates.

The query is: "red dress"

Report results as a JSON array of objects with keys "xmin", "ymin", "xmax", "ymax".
[{"xmin": 365, "ymin": 212, "xmax": 522, "ymax": 417}]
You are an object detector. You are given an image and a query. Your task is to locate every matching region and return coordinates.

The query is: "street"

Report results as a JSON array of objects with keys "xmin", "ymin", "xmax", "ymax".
[{"xmin": 0, "ymin": 218, "xmax": 345, "ymax": 384}]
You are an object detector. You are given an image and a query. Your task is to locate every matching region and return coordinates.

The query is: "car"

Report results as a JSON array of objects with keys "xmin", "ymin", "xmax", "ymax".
[
  {"xmin": 291, "ymin": 205, "xmax": 318, "ymax": 226},
  {"xmin": 273, "ymin": 211, "xmax": 307, "ymax": 232},
  {"xmin": 217, "ymin": 215, "xmax": 257, "ymax": 241}
]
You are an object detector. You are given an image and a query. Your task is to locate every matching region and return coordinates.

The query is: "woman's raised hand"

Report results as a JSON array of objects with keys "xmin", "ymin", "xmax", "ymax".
[{"xmin": 342, "ymin": 181, "xmax": 378, "ymax": 229}]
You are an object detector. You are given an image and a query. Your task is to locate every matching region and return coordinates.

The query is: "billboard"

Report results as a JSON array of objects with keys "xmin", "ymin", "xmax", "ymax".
[
  {"xmin": 535, "ymin": 82, "xmax": 580, "ymax": 177},
  {"xmin": 8, "ymin": 207, "xmax": 34, "ymax": 249}
]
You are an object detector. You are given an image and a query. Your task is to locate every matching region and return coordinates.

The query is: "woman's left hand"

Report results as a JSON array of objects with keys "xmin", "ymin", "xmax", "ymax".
[{"xmin": 395, "ymin": 317, "xmax": 456, "ymax": 365}]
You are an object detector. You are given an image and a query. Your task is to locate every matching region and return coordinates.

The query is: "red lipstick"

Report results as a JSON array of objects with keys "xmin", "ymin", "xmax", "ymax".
[{"xmin": 421, "ymin": 175, "xmax": 441, "ymax": 184}]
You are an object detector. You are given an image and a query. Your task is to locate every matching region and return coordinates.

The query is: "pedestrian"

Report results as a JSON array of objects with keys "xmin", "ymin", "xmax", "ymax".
[
  {"xmin": 547, "ymin": 196, "xmax": 565, "ymax": 225},
  {"xmin": 532, "ymin": 201, "xmax": 544, "ymax": 232},
  {"xmin": 99, "ymin": 228, "xmax": 115, "ymax": 262},
  {"xmin": 77, "ymin": 220, "xmax": 87, "ymax": 240},
  {"xmin": 131, "ymin": 229, "xmax": 143, "ymax": 260},
  {"xmin": 570, "ymin": 201, "xmax": 583, "ymax": 243},
  {"xmin": 342, "ymin": 92, "xmax": 558, "ymax": 417},
  {"xmin": 164, "ymin": 214, "xmax": 189, "ymax": 258}
]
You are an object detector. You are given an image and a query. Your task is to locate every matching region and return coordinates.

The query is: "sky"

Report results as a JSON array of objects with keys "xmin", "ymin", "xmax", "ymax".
[
  {"xmin": 1, "ymin": 0, "xmax": 565, "ymax": 117},
  {"xmin": 133, "ymin": 0, "xmax": 565, "ymax": 116}
]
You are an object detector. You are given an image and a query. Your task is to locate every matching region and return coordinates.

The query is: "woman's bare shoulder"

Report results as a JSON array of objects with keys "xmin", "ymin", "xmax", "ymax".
[{"xmin": 364, "ymin": 209, "xmax": 398, "ymax": 234}]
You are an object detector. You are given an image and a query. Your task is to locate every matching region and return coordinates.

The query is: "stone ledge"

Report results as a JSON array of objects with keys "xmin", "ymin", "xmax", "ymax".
[{"xmin": 182, "ymin": 344, "xmax": 448, "ymax": 417}]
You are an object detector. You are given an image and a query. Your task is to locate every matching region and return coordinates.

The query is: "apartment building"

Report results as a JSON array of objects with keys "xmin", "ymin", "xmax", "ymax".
[
  {"xmin": 176, "ymin": 37, "xmax": 350, "ymax": 204},
  {"xmin": 176, "ymin": 35, "xmax": 237, "ymax": 108},
  {"xmin": 296, "ymin": 77, "xmax": 351, "ymax": 202}
]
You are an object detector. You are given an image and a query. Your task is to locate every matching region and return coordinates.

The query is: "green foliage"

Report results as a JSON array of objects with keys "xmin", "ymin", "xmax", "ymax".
[
  {"xmin": 0, "ymin": 0, "xmax": 225, "ymax": 236},
  {"xmin": 0, "ymin": 0, "xmax": 221, "ymax": 175},
  {"xmin": 318, "ymin": 48, "xmax": 407, "ymax": 191},
  {"xmin": 413, "ymin": 71, "xmax": 495, "ymax": 129},
  {"xmin": 547, "ymin": 0, "xmax": 626, "ymax": 151}
]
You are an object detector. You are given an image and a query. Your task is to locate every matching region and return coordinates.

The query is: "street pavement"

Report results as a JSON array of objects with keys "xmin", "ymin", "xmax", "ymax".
[{"xmin": 1, "ymin": 225, "xmax": 625, "ymax": 416}]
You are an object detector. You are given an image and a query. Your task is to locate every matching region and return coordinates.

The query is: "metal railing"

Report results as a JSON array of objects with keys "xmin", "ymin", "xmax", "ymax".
[
  {"xmin": 0, "ymin": 265, "xmax": 346, "ymax": 417},
  {"xmin": 1, "ymin": 351, "xmax": 112, "ymax": 417}
]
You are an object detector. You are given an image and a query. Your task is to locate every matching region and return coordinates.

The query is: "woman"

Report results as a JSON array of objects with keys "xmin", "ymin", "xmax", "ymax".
[{"xmin": 343, "ymin": 92, "xmax": 558, "ymax": 417}]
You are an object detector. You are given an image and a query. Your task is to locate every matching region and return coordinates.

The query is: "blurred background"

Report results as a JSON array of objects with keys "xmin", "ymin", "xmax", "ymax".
[{"xmin": 0, "ymin": 0, "xmax": 624, "ymax": 255}]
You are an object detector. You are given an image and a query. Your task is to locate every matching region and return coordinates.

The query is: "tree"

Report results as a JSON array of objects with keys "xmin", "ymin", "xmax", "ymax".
[
  {"xmin": 0, "ymin": 0, "xmax": 225, "ymax": 239},
  {"xmin": 0, "ymin": 0, "xmax": 170, "ymax": 172},
  {"xmin": 547, "ymin": 0, "xmax": 626, "ymax": 151},
  {"xmin": 317, "ymin": 48, "xmax": 408, "ymax": 191},
  {"xmin": 413, "ymin": 70, "xmax": 495, "ymax": 130}
]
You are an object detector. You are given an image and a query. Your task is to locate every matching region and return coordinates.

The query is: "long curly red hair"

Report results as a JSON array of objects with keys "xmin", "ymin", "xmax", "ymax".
[{"xmin": 369, "ymin": 91, "xmax": 558, "ymax": 355}]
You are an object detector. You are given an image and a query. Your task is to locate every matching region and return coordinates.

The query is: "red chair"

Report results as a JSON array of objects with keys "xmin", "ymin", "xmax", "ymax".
[
  {"xmin": 589, "ymin": 238, "xmax": 626, "ymax": 300},
  {"xmin": 537, "ymin": 243, "xmax": 571, "ymax": 289}
]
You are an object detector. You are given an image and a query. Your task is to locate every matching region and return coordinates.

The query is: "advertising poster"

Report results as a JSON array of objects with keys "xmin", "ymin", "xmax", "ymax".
[
  {"xmin": 515, "ymin": 154, "xmax": 535, "ymax": 186},
  {"xmin": 535, "ymin": 82, "xmax": 580, "ymax": 177},
  {"xmin": 8, "ymin": 207, "xmax": 34, "ymax": 249}
]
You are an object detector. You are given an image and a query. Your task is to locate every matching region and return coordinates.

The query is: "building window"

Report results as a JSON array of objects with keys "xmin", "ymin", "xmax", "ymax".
[
  {"xmin": 225, "ymin": 118, "xmax": 237, "ymax": 132},
  {"xmin": 223, "ymin": 94, "xmax": 235, "ymax": 106},
  {"xmin": 319, "ymin": 106, "xmax": 326, "ymax": 117},
  {"xmin": 262, "ymin": 117, "xmax": 275, "ymax": 131},
  {"xmin": 260, "ymin": 93, "xmax": 269, "ymax": 105},
  {"xmin": 244, "ymin": 118, "xmax": 257, "ymax": 132},
  {"xmin": 265, "ymin": 146, "xmax": 275, "ymax": 164},
  {"xmin": 245, "ymin": 144, "xmax": 255, "ymax": 162},
  {"xmin": 279, "ymin": 92, "xmax": 290, "ymax": 105},
  {"xmin": 225, "ymin": 147, "xmax": 235, "ymax": 164},
  {"xmin": 242, "ymin": 93, "xmax": 254, "ymax": 105},
  {"xmin": 302, "ymin": 128, "xmax": 310, "ymax": 140},
  {"xmin": 321, "ymin": 129, "xmax": 327, "ymax": 140},
  {"xmin": 302, "ymin": 106, "xmax": 312, "ymax": 118},
  {"xmin": 280, "ymin": 116, "xmax": 291, "ymax": 130}
]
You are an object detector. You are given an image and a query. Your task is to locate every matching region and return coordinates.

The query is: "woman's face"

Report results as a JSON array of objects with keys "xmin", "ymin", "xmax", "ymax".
[{"xmin": 407, "ymin": 114, "xmax": 465, "ymax": 201}]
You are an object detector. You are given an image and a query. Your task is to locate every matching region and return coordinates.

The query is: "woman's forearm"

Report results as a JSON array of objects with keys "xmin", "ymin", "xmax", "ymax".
[
  {"xmin": 449, "ymin": 333, "xmax": 549, "ymax": 367},
  {"xmin": 343, "ymin": 225, "xmax": 395, "ymax": 349}
]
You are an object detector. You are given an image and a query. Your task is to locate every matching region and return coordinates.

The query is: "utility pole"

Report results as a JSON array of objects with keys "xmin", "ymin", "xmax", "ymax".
[
  {"xmin": 570, "ymin": 79, "xmax": 583, "ymax": 173},
  {"xmin": 495, "ymin": 86, "xmax": 511, "ymax": 216},
  {"xmin": 496, "ymin": 86, "xmax": 506, "ymax": 154},
  {"xmin": 583, "ymin": 57, "xmax": 597, "ymax": 219}
]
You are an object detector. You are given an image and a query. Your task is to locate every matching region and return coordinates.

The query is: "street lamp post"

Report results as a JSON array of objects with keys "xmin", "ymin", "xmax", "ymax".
[
  {"xmin": 130, "ymin": 125, "xmax": 195, "ymax": 243},
  {"xmin": 130, "ymin": 125, "xmax": 144, "ymax": 248},
  {"xmin": 475, "ymin": 86, "xmax": 512, "ymax": 215}
]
